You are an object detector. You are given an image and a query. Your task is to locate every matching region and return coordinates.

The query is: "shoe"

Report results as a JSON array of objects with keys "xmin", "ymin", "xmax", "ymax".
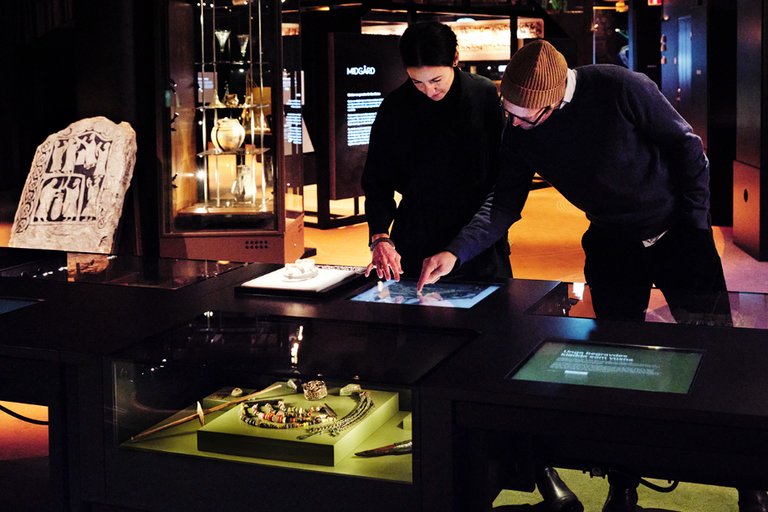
[
  {"xmin": 602, "ymin": 472, "xmax": 641, "ymax": 512},
  {"xmin": 535, "ymin": 467, "xmax": 583, "ymax": 512},
  {"xmin": 738, "ymin": 489, "xmax": 768, "ymax": 512}
]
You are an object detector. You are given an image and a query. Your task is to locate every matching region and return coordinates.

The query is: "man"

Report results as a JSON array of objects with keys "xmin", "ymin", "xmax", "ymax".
[{"xmin": 417, "ymin": 39, "xmax": 764, "ymax": 512}]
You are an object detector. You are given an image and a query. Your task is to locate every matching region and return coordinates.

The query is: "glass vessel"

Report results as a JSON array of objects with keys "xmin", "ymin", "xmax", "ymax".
[{"xmin": 160, "ymin": 0, "xmax": 304, "ymax": 263}]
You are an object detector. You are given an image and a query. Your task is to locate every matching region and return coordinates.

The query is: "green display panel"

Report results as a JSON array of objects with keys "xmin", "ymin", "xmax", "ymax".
[{"xmin": 509, "ymin": 339, "xmax": 703, "ymax": 394}]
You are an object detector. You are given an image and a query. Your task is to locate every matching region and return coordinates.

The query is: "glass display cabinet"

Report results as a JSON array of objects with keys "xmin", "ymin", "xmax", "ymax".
[
  {"xmin": 0, "ymin": 251, "xmax": 242, "ymax": 289},
  {"xmin": 159, "ymin": 0, "xmax": 304, "ymax": 264},
  {"xmin": 527, "ymin": 282, "xmax": 768, "ymax": 328},
  {"xmin": 104, "ymin": 311, "xmax": 476, "ymax": 511}
]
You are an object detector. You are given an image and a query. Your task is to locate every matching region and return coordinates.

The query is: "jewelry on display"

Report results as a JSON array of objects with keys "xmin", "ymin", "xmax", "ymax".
[
  {"xmin": 355, "ymin": 439, "xmax": 413, "ymax": 457},
  {"xmin": 322, "ymin": 402, "xmax": 338, "ymax": 418},
  {"xmin": 239, "ymin": 399, "xmax": 335, "ymax": 429},
  {"xmin": 302, "ymin": 379, "xmax": 328, "ymax": 400},
  {"xmin": 339, "ymin": 383, "xmax": 362, "ymax": 396},
  {"xmin": 296, "ymin": 391, "xmax": 374, "ymax": 440},
  {"xmin": 129, "ymin": 382, "xmax": 283, "ymax": 442}
]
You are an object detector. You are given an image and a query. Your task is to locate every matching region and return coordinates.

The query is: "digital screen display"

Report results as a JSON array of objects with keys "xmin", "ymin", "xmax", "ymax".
[
  {"xmin": 350, "ymin": 280, "xmax": 499, "ymax": 308},
  {"xmin": 509, "ymin": 339, "xmax": 703, "ymax": 394},
  {"xmin": 328, "ymin": 33, "xmax": 406, "ymax": 199},
  {"xmin": 0, "ymin": 297, "xmax": 39, "ymax": 315}
]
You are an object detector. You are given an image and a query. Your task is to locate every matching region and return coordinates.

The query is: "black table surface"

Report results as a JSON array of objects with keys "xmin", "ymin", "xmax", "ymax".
[
  {"xmin": 3, "ymin": 247, "xmax": 768, "ymax": 429},
  {"xmin": 2, "ymin": 247, "xmax": 768, "ymax": 510}
]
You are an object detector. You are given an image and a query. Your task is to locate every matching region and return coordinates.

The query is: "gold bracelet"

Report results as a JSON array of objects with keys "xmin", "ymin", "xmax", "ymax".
[{"xmin": 302, "ymin": 380, "xmax": 328, "ymax": 401}]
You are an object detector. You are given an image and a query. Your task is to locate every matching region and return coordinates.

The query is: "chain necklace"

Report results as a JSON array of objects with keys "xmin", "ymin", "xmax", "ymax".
[{"xmin": 296, "ymin": 391, "xmax": 374, "ymax": 440}]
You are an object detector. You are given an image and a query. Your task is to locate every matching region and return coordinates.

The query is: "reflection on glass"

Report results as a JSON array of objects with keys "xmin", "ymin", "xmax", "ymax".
[
  {"xmin": 0, "ymin": 253, "xmax": 242, "ymax": 289},
  {"xmin": 527, "ymin": 282, "xmax": 768, "ymax": 329},
  {"xmin": 116, "ymin": 312, "xmax": 474, "ymax": 385}
]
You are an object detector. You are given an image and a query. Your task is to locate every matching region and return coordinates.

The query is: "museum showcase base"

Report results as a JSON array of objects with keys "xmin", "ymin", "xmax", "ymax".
[{"xmin": 124, "ymin": 382, "xmax": 410, "ymax": 477}]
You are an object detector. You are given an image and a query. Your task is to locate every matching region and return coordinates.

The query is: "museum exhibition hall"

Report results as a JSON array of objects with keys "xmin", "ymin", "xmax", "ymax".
[{"xmin": 2, "ymin": 1, "xmax": 768, "ymax": 511}]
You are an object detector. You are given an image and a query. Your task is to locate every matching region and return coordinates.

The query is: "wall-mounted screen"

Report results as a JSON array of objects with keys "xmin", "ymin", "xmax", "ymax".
[
  {"xmin": 328, "ymin": 34, "xmax": 406, "ymax": 199},
  {"xmin": 509, "ymin": 339, "xmax": 703, "ymax": 394}
]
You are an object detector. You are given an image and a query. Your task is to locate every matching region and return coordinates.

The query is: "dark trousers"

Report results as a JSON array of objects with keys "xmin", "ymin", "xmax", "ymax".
[{"xmin": 581, "ymin": 224, "xmax": 731, "ymax": 325}]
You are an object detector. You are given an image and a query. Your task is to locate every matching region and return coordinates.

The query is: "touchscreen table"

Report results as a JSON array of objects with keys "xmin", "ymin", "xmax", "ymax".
[
  {"xmin": 350, "ymin": 280, "xmax": 499, "ymax": 308},
  {"xmin": 509, "ymin": 339, "xmax": 703, "ymax": 394}
]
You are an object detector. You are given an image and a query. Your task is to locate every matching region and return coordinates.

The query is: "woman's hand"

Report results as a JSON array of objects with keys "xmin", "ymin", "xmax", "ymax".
[{"xmin": 365, "ymin": 235, "xmax": 403, "ymax": 281}]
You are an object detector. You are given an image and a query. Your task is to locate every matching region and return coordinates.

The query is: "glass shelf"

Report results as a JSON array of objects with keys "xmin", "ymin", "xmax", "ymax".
[
  {"xmin": 196, "ymin": 146, "xmax": 270, "ymax": 158},
  {"xmin": 160, "ymin": 0, "xmax": 304, "ymax": 263}
]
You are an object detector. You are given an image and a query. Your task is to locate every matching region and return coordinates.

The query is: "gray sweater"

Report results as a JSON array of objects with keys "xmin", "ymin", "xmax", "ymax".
[{"xmin": 447, "ymin": 64, "xmax": 711, "ymax": 265}]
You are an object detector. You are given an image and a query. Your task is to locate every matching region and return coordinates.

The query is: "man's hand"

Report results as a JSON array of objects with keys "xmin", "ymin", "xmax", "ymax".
[
  {"xmin": 416, "ymin": 251, "xmax": 457, "ymax": 292},
  {"xmin": 365, "ymin": 235, "xmax": 403, "ymax": 281}
]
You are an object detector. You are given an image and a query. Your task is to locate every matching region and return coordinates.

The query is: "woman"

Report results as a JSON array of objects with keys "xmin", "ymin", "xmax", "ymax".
[{"xmin": 362, "ymin": 21, "xmax": 512, "ymax": 282}]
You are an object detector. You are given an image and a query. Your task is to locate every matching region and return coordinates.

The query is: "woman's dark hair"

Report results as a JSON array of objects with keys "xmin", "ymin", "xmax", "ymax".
[{"xmin": 399, "ymin": 22, "xmax": 458, "ymax": 68}]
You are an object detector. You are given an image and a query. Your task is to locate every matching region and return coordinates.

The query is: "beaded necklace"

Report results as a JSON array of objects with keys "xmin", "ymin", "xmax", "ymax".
[
  {"xmin": 239, "ymin": 392, "xmax": 375, "ymax": 439},
  {"xmin": 239, "ymin": 399, "xmax": 334, "ymax": 429}
]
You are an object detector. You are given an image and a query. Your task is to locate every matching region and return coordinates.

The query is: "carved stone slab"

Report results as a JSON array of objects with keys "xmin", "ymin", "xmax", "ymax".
[{"xmin": 10, "ymin": 116, "xmax": 137, "ymax": 254}]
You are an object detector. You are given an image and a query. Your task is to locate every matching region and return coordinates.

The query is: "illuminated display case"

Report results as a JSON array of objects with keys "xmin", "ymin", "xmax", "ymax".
[
  {"xmin": 104, "ymin": 311, "xmax": 476, "ymax": 511},
  {"xmin": 159, "ymin": 0, "xmax": 304, "ymax": 263}
]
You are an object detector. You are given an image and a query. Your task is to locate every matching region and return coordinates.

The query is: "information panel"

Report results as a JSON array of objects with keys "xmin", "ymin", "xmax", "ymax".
[
  {"xmin": 328, "ymin": 34, "xmax": 406, "ymax": 199},
  {"xmin": 509, "ymin": 339, "xmax": 703, "ymax": 394}
]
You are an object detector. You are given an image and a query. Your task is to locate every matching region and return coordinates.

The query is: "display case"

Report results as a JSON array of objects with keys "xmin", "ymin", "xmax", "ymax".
[
  {"xmin": 0, "ymin": 251, "xmax": 242, "ymax": 289},
  {"xmin": 527, "ymin": 281, "xmax": 767, "ymax": 328},
  {"xmin": 159, "ymin": 0, "xmax": 304, "ymax": 263},
  {"xmin": 104, "ymin": 311, "xmax": 477, "ymax": 511}
]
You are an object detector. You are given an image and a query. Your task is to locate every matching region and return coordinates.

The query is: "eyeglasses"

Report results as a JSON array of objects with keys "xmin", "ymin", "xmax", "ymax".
[{"xmin": 503, "ymin": 105, "xmax": 551, "ymax": 126}]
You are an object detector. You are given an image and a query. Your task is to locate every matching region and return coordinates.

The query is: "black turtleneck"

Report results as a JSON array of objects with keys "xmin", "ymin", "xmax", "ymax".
[{"xmin": 362, "ymin": 68, "xmax": 511, "ymax": 279}]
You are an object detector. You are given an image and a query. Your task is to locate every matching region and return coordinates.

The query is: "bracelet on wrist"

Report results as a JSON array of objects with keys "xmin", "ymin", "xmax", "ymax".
[{"xmin": 369, "ymin": 237, "xmax": 395, "ymax": 252}]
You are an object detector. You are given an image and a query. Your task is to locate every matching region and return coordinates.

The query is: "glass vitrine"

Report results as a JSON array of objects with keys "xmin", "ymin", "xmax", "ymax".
[
  {"xmin": 0, "ymin": 250, "xmax": 241, "ymax": 289},
  {"xmin": 527, "ymin": 281, "xmax": 768, "ymax": 329},
  {"xmin": 104, "ymin": 311, "xmax": 476, "ymax": 511},
  {"xmin": 159, "ymin": 0, "xmax": 304, "ymax": 264}
]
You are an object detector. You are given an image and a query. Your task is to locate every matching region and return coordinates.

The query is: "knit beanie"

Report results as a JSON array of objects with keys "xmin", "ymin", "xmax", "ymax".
[{"xmin": 500, "ymin": 40, "xmax": 568, "ymax": 109}]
